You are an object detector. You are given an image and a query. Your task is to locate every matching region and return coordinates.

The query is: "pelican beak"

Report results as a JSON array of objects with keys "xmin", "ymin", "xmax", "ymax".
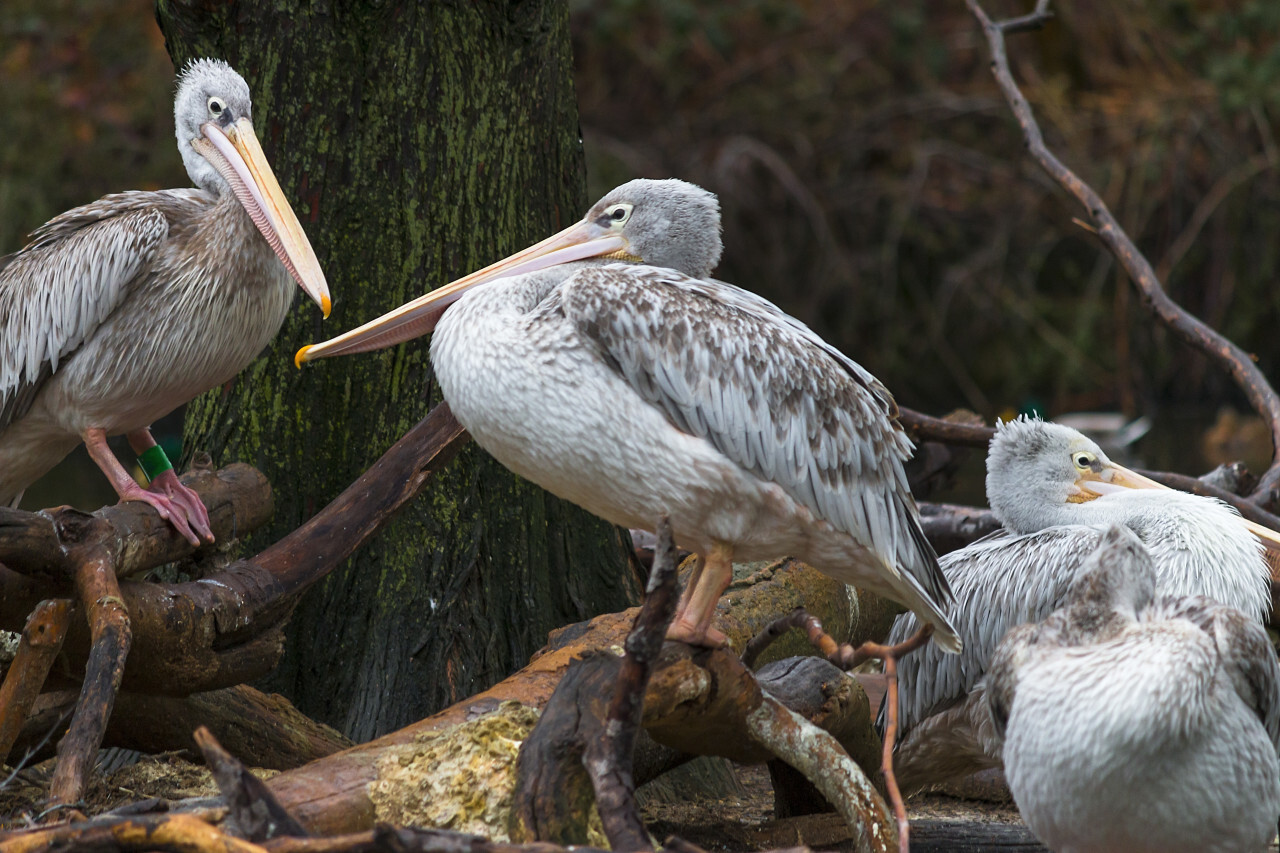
[
  {"xmin": 295, "ymin": 219, "xmax": 631, "ymax": 366},
  {"xmin": 194, "ymin": 117, "xmax": 331, "ymax": 318},
  {"xmin": 1077, "ymin": 461, "xmax": 1280, "ymax": 548}
]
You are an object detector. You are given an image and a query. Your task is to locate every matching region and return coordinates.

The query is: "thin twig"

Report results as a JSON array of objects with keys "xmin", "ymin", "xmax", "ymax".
[
  {"xmin": 964, "ymin": 0, "xmax": 1280, "ymax": 506},
  {"xmin": 750, "ymin": 608, "xmax": 934, "ymax": 853}
]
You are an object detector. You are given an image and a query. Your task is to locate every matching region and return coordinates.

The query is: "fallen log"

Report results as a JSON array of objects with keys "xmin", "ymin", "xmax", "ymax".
[
  {"xmin": 10, "ymin": 685, "xmax": 351, "ymax": 772},
  {"xmin": 265, "ymin": 557, "xmax": 885, "ymax": 835}
]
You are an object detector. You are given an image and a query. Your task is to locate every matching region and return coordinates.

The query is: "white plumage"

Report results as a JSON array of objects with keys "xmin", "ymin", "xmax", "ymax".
[
  {"xmin": 298, "ymin": 179, "xmax": 960, "ymax": 651},
  {"xmin": 989, "ymin": 525, "xmax": 1280, "ymax": 853},
  {"xmin": 886, "ymin": 416, "xmax": 1272, "ymax": 792}
]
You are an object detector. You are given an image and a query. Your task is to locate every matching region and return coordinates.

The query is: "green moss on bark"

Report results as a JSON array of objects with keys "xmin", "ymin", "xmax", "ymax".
[{"xmin": 156, "ymin": 0, "xmax": 637, "ymax": 740}]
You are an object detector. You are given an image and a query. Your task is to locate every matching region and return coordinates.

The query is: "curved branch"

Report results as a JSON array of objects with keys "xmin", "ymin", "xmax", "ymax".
[{"xmin": 964, "ymin": 0, "xmax": 1280, "ymax": 505}]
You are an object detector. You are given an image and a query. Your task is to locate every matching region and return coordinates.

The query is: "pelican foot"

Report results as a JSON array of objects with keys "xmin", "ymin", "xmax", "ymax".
[
  {"xmin": 117, "ymin": 475, "xmax": 213, "ymax": 546},
  {"xmin": 665, "ymin": 618, "xmax": 729, "ymax": 648}
]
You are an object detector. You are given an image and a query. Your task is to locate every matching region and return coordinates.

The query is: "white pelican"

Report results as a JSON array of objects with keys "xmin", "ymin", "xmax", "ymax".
[
  {"xmin": 989, "ymin": 524, "xmax": 1280, "ymax": 853},
  {"xmin": 884, "ymin": 416, "xmax": 1277, "ymax": 792},
  {"xmin": 296, "ymin": 178, "xmax": 960, "ymax": 651},
  {"xmin": 0, "ymin": 59, "xmax": 330, "ymax": 545}
]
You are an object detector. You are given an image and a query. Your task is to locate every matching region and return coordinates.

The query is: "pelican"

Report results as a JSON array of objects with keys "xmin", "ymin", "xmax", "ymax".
[
  {"xmin": 884, "ymin": 416, "xmax": 1277, "ymax": 793},
  {"xmin": 296, "ymin": 178, "xmax": 960, "ymax": 651},
  {"xmin": 0, "ymin": 59, "xmax": 330, "ymax": 545},
  {"xmin": 989, "ymin": 524, "xmax": 1280, "ymax": 853}
]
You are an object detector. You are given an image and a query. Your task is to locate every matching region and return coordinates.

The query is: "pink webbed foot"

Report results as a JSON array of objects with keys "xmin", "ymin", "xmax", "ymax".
[{"xmin": 117, "ymin": 472, "xmax": 214, "ymax": 546}]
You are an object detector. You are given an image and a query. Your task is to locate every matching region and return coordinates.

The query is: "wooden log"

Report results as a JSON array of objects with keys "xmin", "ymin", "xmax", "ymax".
[
  {"xmin": 266, "ymin": 558, "xmax": 878, "ymax": 835},
  {"xmin": 196, "ymin": 726, "xmax": 309, "ymax": 841},
  {"xmin": 49, "ymin": 514, "xmax": 131, "ymax": 805},
  {"xmin": 0, "ymin": 463, "xmax": 272, "ymax": 584},
  {"xmin": 9, "ymin": 685, "xmax": 351, "ymax": 771},
  {"xmin": 758, "ymin": 656, "xmax": 884, "ymax": 817},
  {"xmin": 0, "ymin": 599, "xmax": 71, "ymax": 763},
  {"xmin": 0, "ymin": 406, "xmax": 466, "ymax": 698}
]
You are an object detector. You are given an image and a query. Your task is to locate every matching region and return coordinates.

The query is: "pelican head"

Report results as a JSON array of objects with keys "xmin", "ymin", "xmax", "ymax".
[
  {"xmin": 295, "ymin": 178, "xmax": 722, "ymax": 365},
  {"xmin": 986, "ymin": 415, "xmax": 1280, "ymax": 549},
  {"xmin": 1064, "ymin": 525, "xmax": 1157, "ymax": 630},
  {"xmin": 175, "ymin": 59, "xmax": 330, "ymax": 317}
]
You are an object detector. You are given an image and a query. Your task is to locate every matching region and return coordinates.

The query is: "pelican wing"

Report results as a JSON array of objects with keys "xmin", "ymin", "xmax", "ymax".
[
  {"xmin": 887, "ymin": 526, "xmax": 1107, "ymax": 735},
  {"xmin": 555, "ymin": 263, "xmax": 946, "ymax": 602},
  {"xmin": 0, "ymin": 193, "xmax": 173, "ymax": 429},
  {"xmin": 1150, "ymin": 595, "xmax": 1280, "ymax": 749}
]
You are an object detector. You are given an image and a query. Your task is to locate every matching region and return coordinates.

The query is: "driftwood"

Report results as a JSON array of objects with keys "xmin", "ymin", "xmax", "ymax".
[
  {"xmin": 0, "ymin": 406, "xmax": 466, "ymax": 811},
  {"xmin": 262, "ymin": 556, "xmax": 885, "ymax": 836},
  {"xmin": 10, "ymin": 685, "xmax": 351, "ymax": 772},
  {"xmin": 0, "ymin": 600, "xmax": 70, "ymax": 764}
]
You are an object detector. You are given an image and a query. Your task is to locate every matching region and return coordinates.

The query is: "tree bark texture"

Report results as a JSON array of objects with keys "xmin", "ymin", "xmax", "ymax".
[{"xmin": 155, "ymin": 1, "xmax": 637, "ymax": 741}]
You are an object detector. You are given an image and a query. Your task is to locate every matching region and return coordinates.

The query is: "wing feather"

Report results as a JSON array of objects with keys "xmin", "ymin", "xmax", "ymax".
[
  {"xmin": 888, "ymin": 526, "xmax": 1106, "ymax": 734},
  {"xmin": 0, "ymin": 195, "xmax": 170, "ymax": 429},
  {"xmin": 1149, "ymin": 596, "xmax": 1280, "ymax": 749},
  {"xmin": 558, "ymin": 263, "xmax": 947, "ymax": 603}
]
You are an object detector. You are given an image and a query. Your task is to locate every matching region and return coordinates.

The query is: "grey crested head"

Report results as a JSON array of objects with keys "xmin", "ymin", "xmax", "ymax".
[
  {"xmin": 985, "ymin": 415, "xmax": 1111, "ymax": 534},
  {"xmin": 174, "ymin": 58, "xmax": 254, "ymax": 192},
  {"xmin": 584, "ymin": 178, "xmax": 723, "ymax": 279}
]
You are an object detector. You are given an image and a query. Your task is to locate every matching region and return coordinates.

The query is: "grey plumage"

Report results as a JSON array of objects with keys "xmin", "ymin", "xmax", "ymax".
[
  {"xmin": 885, "ymin": 416, "xmax": 1271, "ymax": 791},
  {"xmin": 0, "ymin": 59, "xmax": 328, "ymax": 538},
  {"xmin": 300, "ymin": 178, "xmax": 959, "ymax": 650},
  {"xmin": 989, "ymin": 525, "xmax": 1280, "ymax": 853}
]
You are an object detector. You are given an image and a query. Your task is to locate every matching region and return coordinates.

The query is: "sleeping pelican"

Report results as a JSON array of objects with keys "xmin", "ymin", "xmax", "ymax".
[
  {"xmin": 884, "ymin": 416, "xmax": 1276, "ymax": 792},
  {"xmin": 296, "ymin": 178, "xmax": 960, "ymax": 652},
  {"xmin": 989, "ymin": 524, "xmax": 1280, "ymax": 853},
  {"xmin": 0, "ymin": 59, "xmax": 329, "ymax": 545}
]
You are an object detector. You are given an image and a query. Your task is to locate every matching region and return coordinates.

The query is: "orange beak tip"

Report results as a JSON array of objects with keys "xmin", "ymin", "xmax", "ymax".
[
  {"xmin": 320, "ymin": 294, "xmax": 332, "ymax": 318},
  {"xmin": 294, "ymin": 345, "xmax": 312, "ymax": 369}
]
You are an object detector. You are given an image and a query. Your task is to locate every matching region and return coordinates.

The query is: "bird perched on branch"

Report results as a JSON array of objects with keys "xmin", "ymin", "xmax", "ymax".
[
  {"xmin": 885, "ymin": 416, "xmax": 1277, "ymax": 792},
  {"xmin": 0, "ymin": 59, "xmax": 330, "ymax": 545},
  {"xmin": 296, "ymin": 178, "xmax": 959, "ymax": 653},
  {"xmin": 989, "ymin": 524, "xmax": 1280, "ymax": 853}
]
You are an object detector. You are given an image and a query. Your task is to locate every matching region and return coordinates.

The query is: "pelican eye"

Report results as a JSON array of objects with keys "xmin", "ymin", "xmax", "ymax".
[
  {"xmin": 607, "ymin": 203, "xmax": 633, "ymax": 225},
  {"xmin": 207, "ymin": 96, "xmax": 226, "ymax": 117},
  {"xmin": 1072, "ymin": 451, "xmax": 1096, "ymax": 469}
]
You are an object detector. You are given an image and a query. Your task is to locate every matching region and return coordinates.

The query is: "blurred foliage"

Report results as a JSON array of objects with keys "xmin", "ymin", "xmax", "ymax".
[
  {"xmin": 0, "ymin": 0, "xmax": 180, "ymax": 255},
  {"xmin": 3, "ymin": 0, "xmax": 1280, "ymax": 430},
  {"xmin": 571, "ymin": 0, "xmax": 1280, "ymax": 424}
]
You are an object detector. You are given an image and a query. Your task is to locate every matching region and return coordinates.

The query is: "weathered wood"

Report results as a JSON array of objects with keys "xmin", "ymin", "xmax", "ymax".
[
  {"xmin": 908, "ymin": 820, "xmax": 1046, "ymax": 852},
  {"xmin": 0, "ymin": 463, "xmax": 272, "ymax": 584},
  {"xmin": 758, "ymin": 656, "xmax": 885, "ymax": 817},
  {"xmin": 49, "ymin": 514, "xmax": 131, "ymax": 805},
  {"xmin": 196, "ymin": 726, "xmax": 310, "ymax": 841},
  {"xmin": 0, "ymin": 408, "xmax": 467, "ymax": 700},
  {"xmin": 266, "ymin": 558, "xmax": 877, "ymax": 835},
  {"xmin": 0, "ymin": 599, "xmax": 71, "ymax": 763},
  {"xmin": 588, "ymin": 519, "xmax": 679, "ymax": 852},
  {"xmin": 10, "ymin": 685, "xmax": 352, "ymax": 772}
]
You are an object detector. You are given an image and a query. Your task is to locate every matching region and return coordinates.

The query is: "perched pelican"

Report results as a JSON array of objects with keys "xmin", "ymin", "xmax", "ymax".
[
  {"xmin": 989, "ymin": 524, "xmax": 1280, "ymax": 853},
  {"xmin": 296, "ymin": 179, "xmax": 960, "ymax": 651},
  {"xmin": 884, "ymin": 416, "xmax": 1277, "ymax": 792},
  {"xmin": 0, "ymin": 59, "xmax": 330, "ymax": 545}
]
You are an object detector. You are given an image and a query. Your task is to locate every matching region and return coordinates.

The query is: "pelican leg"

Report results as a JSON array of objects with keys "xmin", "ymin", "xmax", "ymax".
[
  {"xmin": 82, "ymin": 428, "xmax": 203, "ymax": 547},
  {"xmin": 667, "ymin": 541, "xmax": 733, "ymax": 647},
  {"xmin": 126, "ymin": 429, "xmax": 214, "ymax": 544}
]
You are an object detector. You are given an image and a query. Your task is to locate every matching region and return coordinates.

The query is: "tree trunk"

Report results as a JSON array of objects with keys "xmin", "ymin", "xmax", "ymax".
[{"xmin": 155, "ymin": 0, "xmax": 637, "ymax": 741}]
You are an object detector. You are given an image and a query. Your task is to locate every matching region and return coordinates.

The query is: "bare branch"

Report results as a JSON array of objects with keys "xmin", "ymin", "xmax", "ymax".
[{"xmin": 963, "ymin": 0, "xmax": 1280, "ymax": 506}]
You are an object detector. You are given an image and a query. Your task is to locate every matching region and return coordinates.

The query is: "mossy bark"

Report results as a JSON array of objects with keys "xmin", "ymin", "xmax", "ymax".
[{"xmin": 155, "ymin": 1, "xmax": 637, "ymax": 741}]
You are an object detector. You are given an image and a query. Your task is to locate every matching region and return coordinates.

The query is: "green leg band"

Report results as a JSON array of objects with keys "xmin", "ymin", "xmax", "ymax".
[{"xmin": 137, "ymin": 444, "xmax": 174, "ymax": 483}]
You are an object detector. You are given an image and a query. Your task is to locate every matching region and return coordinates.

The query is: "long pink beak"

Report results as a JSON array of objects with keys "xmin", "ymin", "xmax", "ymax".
[{"xmin": 295, "ymin": 219, "xmax": 628, "ymax": 366}]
